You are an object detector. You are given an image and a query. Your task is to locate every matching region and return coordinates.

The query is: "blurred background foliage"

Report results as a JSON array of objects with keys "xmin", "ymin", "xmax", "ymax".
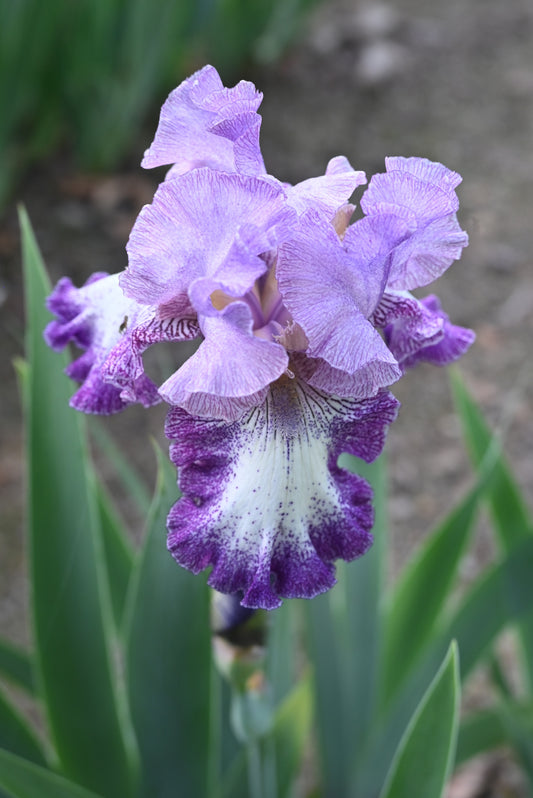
[{"xmin": 0, "ymin": 0, "xmax": 319, "ymax": 206}]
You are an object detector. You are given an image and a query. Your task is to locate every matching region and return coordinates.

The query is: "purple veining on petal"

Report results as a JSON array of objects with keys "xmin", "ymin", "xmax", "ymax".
[
  {"xmin": 361, "ymin": 157, "xmax": 469, "ymax": 290},
  {"xmin": 286, "ymin": 156, "xmax": 366, "ymax": 218},
  {"xmin": 44, "ymin": 272, "xmax": 159, "ymax": 414},
  {"xmin": 277, "ymin": 209, "xmax": 404, "ymax": 389},
  {"xmin": 293, "ymin": 353, "xmax": 401, "ymax": 399},
  {"xmin": 141, "ymin": 65, "xmax": 265, "ymax": 176},
  {"xmin": 385, "ymin": 157, "xmax": 462, "ymax": 190},
  {"xmin": 159, "ymin": 302, "xmax": 288, "ymax": 421},
  {"xmin": 123, "ymin": 168, "xmax": 296, "ymax": 312},
  {"xmin": 372, "ymin": 290, "xmax": 445, "ymax": 365},
  {"xmin": 166, "ymin": 377, "xmax": 398, "ymax": 609},
  {"xmin": 388, "ymin": 294, "xmax": 475, "ymax": 369},
  {"xmin": 101, "ymin": 313, "xmax": 201, "ymax": 404}
]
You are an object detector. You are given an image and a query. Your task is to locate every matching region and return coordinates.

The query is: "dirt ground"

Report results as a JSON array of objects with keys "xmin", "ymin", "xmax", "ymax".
[{"xmin": 1, "ymin": 0, "xmax": 533, "ymax": 795}]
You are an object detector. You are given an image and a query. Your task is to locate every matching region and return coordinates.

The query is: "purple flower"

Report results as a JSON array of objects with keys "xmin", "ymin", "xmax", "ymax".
[
  {"xmin": 44, "ymin": 65, "xmax": 475, "ymax": 608},
  {"xmin": 44, "ymin": 272, "xmax": 161, "ymax": 413}
]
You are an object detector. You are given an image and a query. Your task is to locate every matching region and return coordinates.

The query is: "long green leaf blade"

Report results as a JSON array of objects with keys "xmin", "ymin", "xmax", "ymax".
[
  {"xmin": 456, "ymin": 707, "xmax": 507, "ymax": 766},
  {"xmin": 357, "ymin": 534, "xmax": 533, "ymax": 796},
  {"xmin": 379, "ymin": 642, "xmax": 460, "ymax": 798},
  {"xmin": 95, "ymin": 481, "xmax": 136, "ymax": 631},
  {"xmin": 450, "ymin": 368, "xmax": 533, "ymax": 541},
  {"xmin": 273, "ymin": 675, "xmax": 313, "ymax": 798},
  {"xmin": 20, "ymin": 208, "xmax": 136, "ymax": 797},
  {"xmin": 125, "ymin": 446, "xmax": 212, "ymax": 798},
  {"xmin": 0, "ymin": 748, "xmax": 102, "ymax": 798},
  {"xmin": 381, "ymin": 484, "xmax": 480, "ymax": 706},
  {"xmin": 306, "ymin": 455, "xmax": 388, "ymax": 797},
  {"xmin": 306, "ymin": 591, "xmax": 349, "ymax": 797},
  {"xmin": 0, "ymin": 687, "xmax": 45, "ymax": 765},
  {"xmin": 450, "ymin": 370, "xmax": 533, "ymax": 685},
  {"xmin": 344, "ymin": 457, "xmax": 388, "ymax": 755},
  {"xmin": 0, "ymin": 641, "xmax": 35, "ymax": 695}
]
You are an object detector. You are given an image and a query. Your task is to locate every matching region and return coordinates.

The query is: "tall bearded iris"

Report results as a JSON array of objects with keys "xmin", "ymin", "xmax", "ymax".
[{"xmin": 44, "ymin": 65, "xmax": 474, "ymax": 609}]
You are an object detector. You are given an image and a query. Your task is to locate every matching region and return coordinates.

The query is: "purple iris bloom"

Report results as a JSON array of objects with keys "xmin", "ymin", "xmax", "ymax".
[{"xmin": 44, "ymin": 65, "xmax": 474, "ymax": 609}]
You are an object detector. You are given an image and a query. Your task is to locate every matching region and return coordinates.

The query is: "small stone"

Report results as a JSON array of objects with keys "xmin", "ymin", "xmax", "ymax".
[{"xmin": 356, "ymin": 41, "xmax": 409, "ymax": 86}]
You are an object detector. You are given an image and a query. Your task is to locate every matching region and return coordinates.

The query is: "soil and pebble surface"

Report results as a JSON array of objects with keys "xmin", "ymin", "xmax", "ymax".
[{"xmin": 1, "ymin": 0, "xmax": 532, "ymax": 794}]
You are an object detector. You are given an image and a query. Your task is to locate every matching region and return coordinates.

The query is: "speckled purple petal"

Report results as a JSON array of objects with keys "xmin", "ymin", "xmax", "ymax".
[
  {"xmin": 286, "ymin": 156, "xmax": 366, "ymax": 217},
  {"xmin": 293, "ymin": 353, "xmax": 401, "ymax": 398},
  {"xmin": 101, "ymin": 312, "xmax": 201, "ymax": 404},
  {"xmin": 165, "ymin": 379, "xmax": 399, "ymax": 609},
  {"xmin": 380, "ymin": 293, "xmax": 475, "ymax": 369},
  {"xmin": 159, "ymin": 302, "xmax": 289, "ymax": 421},
  {"xmin": 361, "ymin": 157, "xmax": 469, "ymax": 289},
  {"xmin": 123, "ymin": 168, "xmax": 296, "ymax": 311},
  {"xmin": 141, "ymin": 65, "xmax": 265, "ymax": 176},
  {"xmin": 44, "ymin": 273, "xmax": 159, "ymax": 414},
  {"xmin": 372, "ymin": 290, "xmax": 445, "ymax": 365},
  {"xmin": 277, "ymin": 209, "xmax": 405, "ymax": 388}
]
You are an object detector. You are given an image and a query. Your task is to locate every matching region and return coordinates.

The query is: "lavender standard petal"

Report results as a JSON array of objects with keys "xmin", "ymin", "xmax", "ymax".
[
  {"xmin": 286, "ymin": 156, "xmax": 366, "ymax": 218},
  {"xmin": 141, "ymin": 65, "xmax": 265, "ymax": 176},
  {"xmin": 123, "ymin": 168, "xmax": 296, "ymax": 310},
  {"xmin": 361, "ymin": 157, "xmax": 469, "ymax": 289},
  {"xmin": 277, "ymin": 209, "xmax": 403, "ymax": 390},
  {"xmin": 166, "ymin": 379, "xmax": 399, "ymax": 609}
]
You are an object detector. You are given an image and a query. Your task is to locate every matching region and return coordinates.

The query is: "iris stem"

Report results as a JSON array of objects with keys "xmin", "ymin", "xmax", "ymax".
[{"xmin": 246, "ymin": 739, "xmax": 263, "ymax": 798}]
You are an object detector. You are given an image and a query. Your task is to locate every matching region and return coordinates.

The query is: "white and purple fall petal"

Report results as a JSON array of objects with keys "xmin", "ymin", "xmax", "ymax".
[{"xmin": 166, "ymin": 376, "xmax": 399, "ymax": 609}]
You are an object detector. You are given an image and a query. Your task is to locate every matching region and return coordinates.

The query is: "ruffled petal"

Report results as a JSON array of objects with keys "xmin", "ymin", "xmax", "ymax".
[
  {"xmin": 287, "ymin": 156, "xmax": 366, "ymax": 217},
  {"xmin": 166, "ymin": 378, "xmax": 399, "ymax": 609},
  {"xmin": 384, "ymin": 157, "xmax": 463, "ymax": 190},
  {"xmin": 159, "ymin": 302, "xmax": 289, "ymax": 421},
  {"xmin": 380, "ymin": 293, "xmax": 475, "ymax": 369},
  {"xmin": 141, "ymin": 65, "xmax": 265, "ymax": 175},
  {"xmin": 293, "ymin": 353, "xmax": 401, "ymax": 399},
  {"xmin": 123, "ymin": 168, "xmax": 296, "ymax": 310},
  {"xmin": 101, "ymin": 312, "xmax": 201, "ymax": 403},
  {"xmin": 277, "ymin": 210, "xmax": 404, "ymax": 389},
  {"xmin": 361, "ymin": 157, "xmax": 469, "ymax": 289},
  {"xmin": 44, "ymin": 273, "xmax": 159, "ymax": 414},
  {"xmin": 372, "ymin": 290, "xmax": 445, "ymax": 365}
]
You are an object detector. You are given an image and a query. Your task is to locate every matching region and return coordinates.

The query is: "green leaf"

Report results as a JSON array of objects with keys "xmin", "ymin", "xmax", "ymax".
[
  {"xmin": 90, "ymin": 421, "xmax": 152, "ymax": 518},
  {"xmin": 450, "ymin": 370, "xmax": 533, "ymax": 686},
  {"xmin": 456, "ymin": 707, "xmax": 507, "ymax": 766},
  {"xmin": 266, "ymin": 602, "xmax": 296, "ymax": 706},
  {"xmin": 306, "ymin": 455, "xmax": 388, "ymax": 797},
  {"xmin": 343, "ymin": 457, "xmax": 388, "ymax": 755},
  {"xmin": 457, "ymin": 699, "xmax": 533, "ymax": 783},
  {"xmin": 272, "ymin": 675, "xmax": 313, "ymax": 798},
  {"xmin": 0, "ymin": 640, "xmax": 35, "ymax": 695},
  {"xmin": 357, "ymin": 534, "xmax": 533, "ymax": 797},
  {"xmin": 0, "ymin": 686, "xmax": 45, "ymax": 765},
  {"xmin": 20, "ymin": 208, "xmax": 137, "ymax": 798},
  {"xmin": 221, "ymin": 676, "xmax": 313, "ymax": 798},
  {"xmin": 498, "ymin": 700, "xmax": 533, "ymax": 785},
  {"xmin": 95, "ymin": 481, "xmax": 136, "ymax": 631},
  {"xmin": 306, "ymin": 591, "xmax": 349, "ymax": 797},
  {"xmin": 379, "ymin": 642, "xmax": 460, "ymax": 798},
  {"xmin": 125, "ymin": 445, "xmax": 213, "ymax": 798},
  {"xmin": 381, "ymin": 482, "xmax": 481, "ymax": 707},
  {"xmin": 0, "ymin": 747, "xmax": 102, "ymax": 798},
  {"xmin": 450, "ymin": 368, "xmax": 533, "ymax": 543}
]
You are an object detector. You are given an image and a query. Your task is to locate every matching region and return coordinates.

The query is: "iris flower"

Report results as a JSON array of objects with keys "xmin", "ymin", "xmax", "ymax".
[{"xmin": 45, "ymin": 65, "xmax": 474, "ymax": 608}]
